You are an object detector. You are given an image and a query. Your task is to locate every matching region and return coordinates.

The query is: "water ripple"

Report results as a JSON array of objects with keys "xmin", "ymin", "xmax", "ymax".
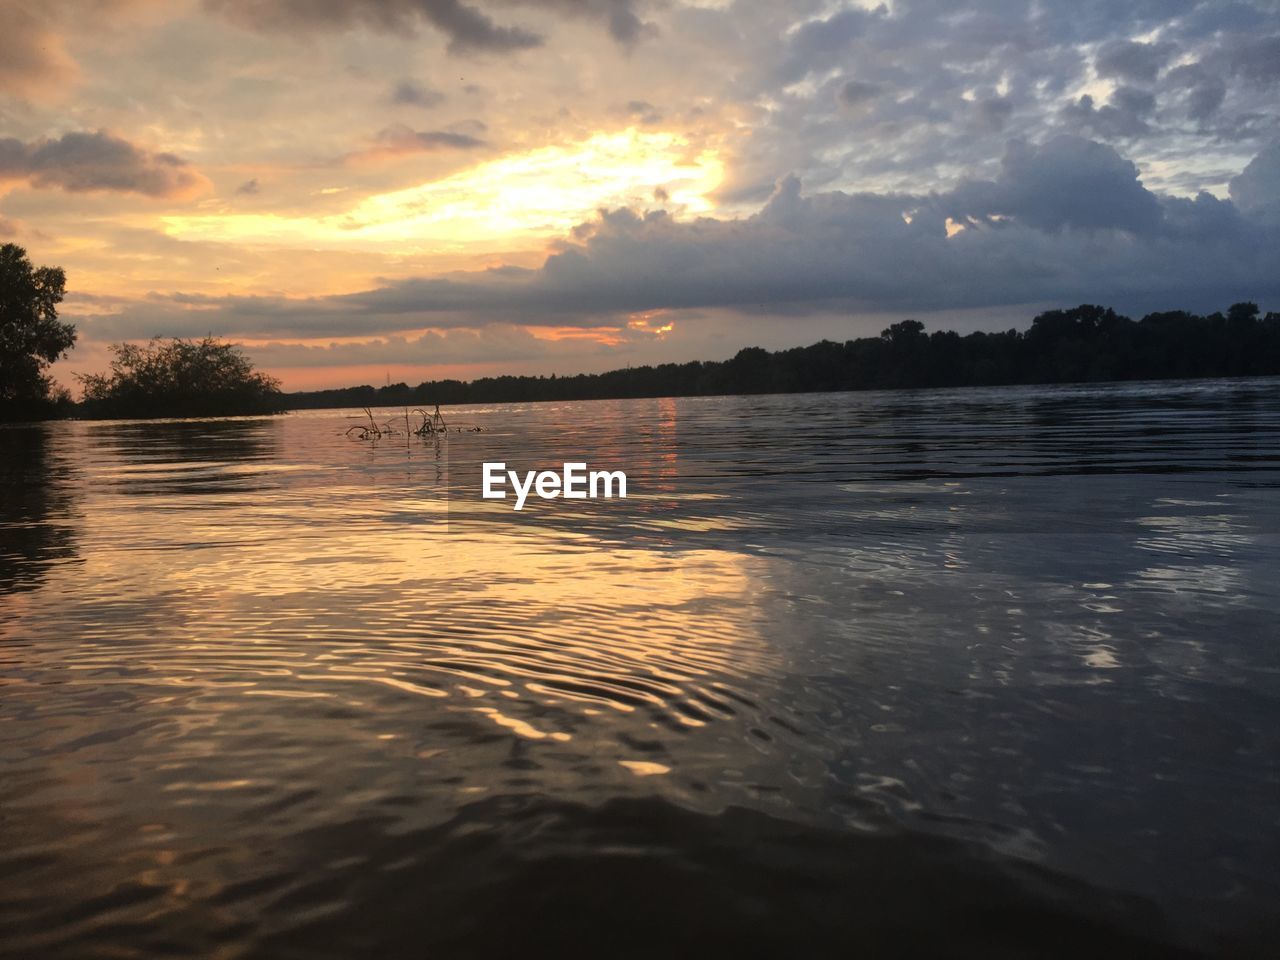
[{"xmin": 3, "ymin": 378, "xmax": 1280, "ymax": 956}]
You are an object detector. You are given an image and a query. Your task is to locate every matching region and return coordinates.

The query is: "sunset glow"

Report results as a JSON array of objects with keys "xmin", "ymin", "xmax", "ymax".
[
  {"xmin": 4, "ymin": 7, "xmax": 1279, "ymax": 957},
  {"xmin": 161, "ymin": 130, "xmax": 724, "ymax": 252},
  {"xmin": 5, "ymin": 1, "xmax": 1276, "ymax": 392}
]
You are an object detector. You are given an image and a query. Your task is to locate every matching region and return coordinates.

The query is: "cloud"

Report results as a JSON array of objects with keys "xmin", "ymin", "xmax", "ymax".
[
  {"xmin": 1059, "ymin": 88, "xmax": 1156, "ymax": 139},
  {"xmin": 506, "ymin": 0, "xmax": 652, "ymax": 46},
  {"xmin": 705, "ymin": 1, "xmax": 1280, "ymax": 209},
  {"xmin": 23, "ymin": 3, "xmax": 1280, "ymax": 372},
  {"xmin": 347, "ymin": 124, "xmax": 488, "ymax": 163},
  {"xmin": 1225, "ymin": 33, "xmax": 1280, "ymax": 87},
  {"xmin": 1094, "ymin": 40, "xmax": 1175, "ymax": 84},
  {"xmin": 0, "ymin": 130, "xmax": 209, "ymax": 198},
  {"xmin": 836, "ymin": 80, "xmax": 884, "ymax": 109},
  {"xmin": 205, "ymin": 0, "xmax": 541, "ymax": 53},
  {"xmin": 391, "ymin": 80, "xmax": 445, "ymax": 107},
  {"xmin": 1165, "ymin": 63, "xmax": 1227, "ymax": 122},
  {"xmin": 782, "ymin": 8, "xmax": 872, "ymax": 83},
  {"xmin": 1229, "ymin": 140, "xmax": 1280, "ymax": 219},
  {"xmin": 235, "ymin": 177, "xmax": 261, "ymax": 195},
  {"xmin": 203, "ymin": 0, "xmax": 656, "ymax": 52},
  {"xmin": 243, "ymin": 323, "xmax": 610, "ymax": 369},
  {"xmin": 86, "ymin": 137, "xmax": 1280, "ymax": 343},
  {"xmin": 948, "ymin": 136, "xmax": 1163, "ymax": 233},
  {"xmin": 620, "ymin": 100, "xmax": 663, "ymax": 124},
  {"xmin": 0, "ymin": 2, "xmax": 78, "ymax": 98},
  {"xmin": 973, "ymin": 95, "xmax": 1015, "ymax": 132}
]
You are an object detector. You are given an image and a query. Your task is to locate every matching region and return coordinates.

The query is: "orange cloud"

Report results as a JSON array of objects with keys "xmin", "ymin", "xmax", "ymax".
[{"xmin": 0, "ymin": 3, "xmax": 79, "ymax": 100}]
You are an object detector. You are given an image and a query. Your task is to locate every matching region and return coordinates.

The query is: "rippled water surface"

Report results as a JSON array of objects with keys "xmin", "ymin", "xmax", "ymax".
[{"xmin": 3, "ymin": 380, "xmax": 1280, "ymax": 957}]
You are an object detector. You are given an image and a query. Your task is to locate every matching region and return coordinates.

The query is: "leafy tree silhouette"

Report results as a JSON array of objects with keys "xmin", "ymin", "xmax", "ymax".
[
  {"xmin": 78, "ymin": 336, "xmax": 285, "ymax": 418},
  {"xmin": 0, "ymin": 244, "xmax": 75, "ymax": 421}
]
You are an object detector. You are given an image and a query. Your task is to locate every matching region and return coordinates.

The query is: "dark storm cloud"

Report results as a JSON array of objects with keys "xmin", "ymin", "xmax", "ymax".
[
  {"xmin": 0, "ymin": 130, "xmax": 206, "ymax": 197},
  {"xmin": 99, "ymin": 137, "xmax": 1279, "ymax": 341}
]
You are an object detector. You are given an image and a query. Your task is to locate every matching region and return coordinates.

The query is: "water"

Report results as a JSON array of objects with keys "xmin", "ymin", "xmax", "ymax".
[{"xmin": 2, "ymin": 379, "xmax": 1279, "ymax": 957}]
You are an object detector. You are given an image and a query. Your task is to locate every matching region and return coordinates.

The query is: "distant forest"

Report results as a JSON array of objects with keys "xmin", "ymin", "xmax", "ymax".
[{"xmin": 288, "ymin": 303, "xmax": 1280, "ymax": 409}]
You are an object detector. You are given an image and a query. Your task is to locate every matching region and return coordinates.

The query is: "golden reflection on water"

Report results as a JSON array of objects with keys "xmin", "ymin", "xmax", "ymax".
[
  {"xmin": 4, "ymin": 381, "xmax": 1280, "ymax": 958},
  {"xmin": 39, "ymin": 423, "xmax": 781, "ymax": 752}
]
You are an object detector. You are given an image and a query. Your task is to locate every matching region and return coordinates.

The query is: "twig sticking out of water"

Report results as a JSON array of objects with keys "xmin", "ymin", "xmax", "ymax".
[
  {"xmin": 346, "ymin": 404, "xmax": 481, "ymax": 442},
  {"xmin": 412, "ymin": 405, "xmax": 443, "ymax": 436},
  {"xmin": 410, "ymin": 404, "xmax": 482, "ymax": 436},
  {"xmin": 345, "ymin": 407, "xmax": 399, "ymax": 440}
]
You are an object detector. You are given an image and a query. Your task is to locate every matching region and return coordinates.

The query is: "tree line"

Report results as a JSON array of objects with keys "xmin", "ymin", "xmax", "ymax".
[
  {"xmin": 289, "ymin": 302, "xmax": 1280, "ymax": 409},
  {"xmin": 3, "ymin": 240, "xmax": 1278, "ymax": 421}
]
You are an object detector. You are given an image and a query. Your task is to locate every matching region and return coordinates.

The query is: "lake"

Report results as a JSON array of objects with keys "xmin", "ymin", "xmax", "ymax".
[{"xmin": 2, "ymin": 379, "xmax": 1279, "ymax": 958}]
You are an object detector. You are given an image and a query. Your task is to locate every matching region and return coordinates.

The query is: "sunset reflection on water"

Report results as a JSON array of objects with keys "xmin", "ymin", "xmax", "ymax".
[{"xmin": 3, "ymin": 381, "xmax": 1280, "ymax": 957}]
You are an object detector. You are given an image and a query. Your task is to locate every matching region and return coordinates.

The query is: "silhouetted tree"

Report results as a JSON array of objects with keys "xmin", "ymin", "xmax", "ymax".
[
  {"xmin": 882, "ymin": 319, "xmax": 926, "ymax": 344},
  {"xmin": 0, "ymin": 243, "xmax": 75, "ymax": 421},
  {"xmin": 1227, "ymin": 302, "xmax": 1260, "ymax": 326},
  {"xmin": 78, "ymin": 336, "xmax": 285, "ymax": 418}
]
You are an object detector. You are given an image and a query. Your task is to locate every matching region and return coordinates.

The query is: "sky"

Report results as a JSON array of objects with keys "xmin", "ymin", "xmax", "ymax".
[{"xmin": 2, "ymin": 0, "xmax": 1279, "ymax": 391}]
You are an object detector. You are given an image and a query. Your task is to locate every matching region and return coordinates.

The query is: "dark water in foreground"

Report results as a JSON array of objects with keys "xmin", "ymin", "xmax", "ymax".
[{"xmin": 2, "ymin": 379, "xmax": 1279, "ymax": 958}]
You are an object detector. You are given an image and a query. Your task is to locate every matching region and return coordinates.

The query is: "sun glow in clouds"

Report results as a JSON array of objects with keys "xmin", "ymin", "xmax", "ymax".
[
  {"xmin": 628, "ymin": 310, "xmax": 675, "ymax": 338},
  {"xmin": 162, "ymin": 130, "xmax": 723, "ymax": 251}
]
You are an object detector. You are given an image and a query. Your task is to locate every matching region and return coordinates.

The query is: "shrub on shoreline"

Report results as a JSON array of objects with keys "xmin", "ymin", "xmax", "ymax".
[{"xmin": 77, "ymin": 337, "xmax": 285, "ymax": 419}]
